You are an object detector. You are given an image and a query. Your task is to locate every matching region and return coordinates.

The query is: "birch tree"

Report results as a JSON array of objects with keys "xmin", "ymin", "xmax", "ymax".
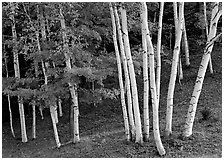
[
  {"xmin": 183, "ymin": 2, "xmax": 222, "ymax": 137},
  {"xmin": 156, "ymin": 2, "xmax": 164, "ymax": 106},
  {"xmin": 173, "ymin": 2, "xmax": 183, "ymax": 81},
  {"xmin": 165, "ymin": 2, "xmax": 184, "ymax": 137},
  {"xmin": 203, "ymin": 2, "xmax": 213, "ymax": 74},
  {"xmin": 141, "ymin": 2, "xmax": 166, "ymax": 155},
  {"xmin": 10, "ymin": 2, "xmax": 28, "ymax": 143},
  {"xmin": 3, "ymin": 51, "xmax": 15, "ymax": 138},
  {"xmin": 119, "ymin": 3, "xmax": 143, "ymax": 143},
  {"xmin": 114, "ymin": 5, "xmax": 135, "ymax": 140},
  {"xmin": 182, "ymin": 19, "xmax": 190, "ymax": 66},
  {"xmin": 109, "ymin": 2, "xmax": 130, "ymax": 141},
  {"xmin": 59, "ymin": 3, "xmax": 80, "ymax": 143},
  {"xmin": 140, "ymin": 1, "xmax": 149, "ymax": 142}
]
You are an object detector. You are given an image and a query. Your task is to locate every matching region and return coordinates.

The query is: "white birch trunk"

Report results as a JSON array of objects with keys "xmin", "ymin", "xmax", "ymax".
[
  {"xmin": 165, "ymin": 2, "xmax": 184, "ymax": 137},
  {"xmin": 4, "ymin": 55, "xmax": 15, "ymax": 138},
  {"xmin": 109, "ymin": 3, "xmax": 130, "ymax": 141},
  {"xmin": 156, "ymin": 2, "xmax": 164, "ymax": 105},
  {"xmin": 173, "ymin": 2, "xmax": 183, "ymax": 81},
  {"xmin": 183, "ymin": 3, "xmax": 221, "ymax": 137},
  {"xmin": 10, "ymin": 2, "xmax": 28, "ymax": 143},
  {"xmin": 32, "ymin": 102, "xmax": 36, "ymax": 139},
  {"xmin": 140, "ymin": 2, "xmax": 149, "ymax": 142},
  {"xmin": 120, "ymin": 3, "xmax": 143, "ymax": 143},
  {"xmin": 59, "ymin": 4, "xmax": 80, "ymax": 143},
  {"xmin": 203, "ymin": 2, "xmax": 213, "ymax": 74},
  {"xmin": 8, "ymin": 95, "xmax": 15, "ymax": 138},
  {"xmin": 142, "ymin": 2, "xmax": 166, "ymax": 155},
  {"xmin": 58, "ymin": 98, "xmax": 63, "ymax": 117},
  {"xmin": 114, "ymin": 5, "xmax": 136, "ymax": 140},
  {"xmin": 54, "ymin": 105, "xmax": 59, "ymax": 124},
  {"xmin": 182, "ymin": 20, "xmax": 190, "ymax": 66},
  {"xmin": 50, "ymin": 106, "xmax": 61, "ymax": 148}
]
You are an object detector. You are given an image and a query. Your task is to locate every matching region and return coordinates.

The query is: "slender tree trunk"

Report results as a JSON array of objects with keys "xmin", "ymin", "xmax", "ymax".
[
  {"xmin": 10, "ymin": 2, "xmax": 28, "ymax": 143},
  {"xmin": 183, "ymin": 3, "xmax": 221, "ymax": 137},
  {"xmin": 50, "ymin": 105, "xmax": 61, "ymax": 148},
  {"xmin": 32, "ymin": 101, "xmax": 36, "ymax": 139},
  {"xmin": 140, "ymin": 2, "xmax": 149, "ymax": 142},
  {"xmin": 59, "ymin": 4, "xmax": 80, "ymax": 143},
  {"xmin": 4, "ymin": 55, "xmax": 15, "ymax": 138},
  {"xmin": 141, "ymin": 2, "xmax": 166, "ymax": 155},
  {"xmin": 54, "ymin": 105, "xmax": 59, "ymax": 124},
  {"xmin": 109, "ymin": 3, "xmax": 130, "ymax": 141},
  {"xmin": 203, "ymin": 2, "xmax": 213, "ymax": 74},
  {"xmin": 173, "ymin": 2, "xmax": 183, "ymax": 81},
  {"xmin": 165, "ymin": 2, "xmax": 184, "ymax": 137},
  {"xmin": 182, "ymin": 20, "xmax": 190, "ymax": 66},
  {"xmin": 58, "ymin": 97, "xmax": 63, "ymax": 117},
  {"xmin": 120, "ymin": 3, "xmax": 143, "ymax": 144},
  {"xmin": 114, "ymin": 5, "xmax": 135, "ymax": 140},
  {"xmin": 156, "ymin": 2, "xmax": 164, "ymax": 105}
]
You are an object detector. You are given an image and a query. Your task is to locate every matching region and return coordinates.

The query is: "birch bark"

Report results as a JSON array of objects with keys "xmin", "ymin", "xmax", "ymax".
[
  {"xmin": 156, "ymin": 2, "xmax": 164, "ymax": 105},
  {"xmin": 141, "ymin": 2, "xmax": 166, "ymax": 155},
  {"xmin": 140, "ymin": 2, "xmax": 149, "ymax": 142},
  {"xmin": 114, "ymin": 5, "xmax": 135, "ymax": 140},
  {"xmin": 165, "ymin": 2, "xmax": 184, "ymax": 137},
  {"xmin": 120, "ymin": 3, "xmax": 143, "ymax": 143},
  {"xmin": 109, "ymin": 2, "xmax": 130, "ymax": 141},
  {"xmin": 183, "ymin": 3, "xmax": 221, "ymax": 137},
  {"xmin": 203, "ymin": 2, "xmax": 213, "ymax": 74}
]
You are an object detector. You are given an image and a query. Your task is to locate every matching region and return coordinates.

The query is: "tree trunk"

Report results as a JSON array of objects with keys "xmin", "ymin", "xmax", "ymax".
[
  {"xmin": 10, "ymin": 2, "xmax": 28, "ymax": 143},
  {"xmin": 165, "ymin": 2, "xmax": 184, "ymax": 137},
  {"xmin": 182, "ymin": 20, "xmax": 190, "ymax": 66},
  {"xmin": 109, "ymin": 3, "xmax": 130, "ymax": 141},
  {"xmin": 114, "ymin": 5, "xmax": 135, "ymax": 140},
  {"xmin": 50, "ymin": 105, "xmax": 61, "ymax": 148},
  {"xmin": 141, "ymin": 2, "xmax": 166, "ymax": 155},
  {"xmin": 32, "ymin": 101, "xmax": 36, "ymax": 139},
  {"xmin": 59, "ymin": 4, "xmax": 80, "ymax": 143},
  {"xmin": 156, "ymin": 2, "xmax": 164, "ymax": 105},
  {"xmin": 4, "ymin": 54, "xmax": 15, "ymax": 138},
  {"xmin": 183, "ymin": 3, "xmax": 221, "ymax": 137},
  {"xmin": 120, "ymin": 3, "xmax": 143, "ymax": 143},
  {"xmin": 140, "ymin": 2, "xmax": 149, "ymax": 142},
  {"xmin": 203, "ymin": 2, "xmax": 213, "ymax": 74},
  {"xmin": 58, "ymin": 98, "xmax": 63, "ymax": 117}
]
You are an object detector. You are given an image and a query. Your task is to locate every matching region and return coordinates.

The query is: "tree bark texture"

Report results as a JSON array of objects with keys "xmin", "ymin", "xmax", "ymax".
[
  {"xmin": 156, "ymin": 2, "xmax": 164, "ymax": 106},
  {"xmin": 141, "ymin": 2, "xmax": 166, "ymax": 156},
  {"xmin": 203, "ymin": 2, "xmax": 213, "ymax": 74},
  {"xmin": 140, "ymin": 2, "xmax": 149, "ymax": 142},
  {"xmin": 183, "ymin": 3, "xmax": 221, "ymax": 137},
  {"xmin": 114, "ymin": 5, "xmax": 135, "ymax": 140},
  {"xmin": 109, "ymin": 2, "xmax": 130, "ymax": 141},
  {"xmin": 165, "ymin": 2, "xmax": 184, "ymax": 137},
  {"xmin": 120, "ymin": 3, "xmax": 143, "ymax": 143}
]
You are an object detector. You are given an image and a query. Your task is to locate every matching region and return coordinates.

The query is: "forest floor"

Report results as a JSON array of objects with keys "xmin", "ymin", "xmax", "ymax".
[{"xmin": 1, "ymin": 45, "xmax": 222, "ymax": 158}]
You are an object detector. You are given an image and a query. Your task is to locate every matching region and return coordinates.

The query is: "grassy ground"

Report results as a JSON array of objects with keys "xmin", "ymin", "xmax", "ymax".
[{"xmin": 2, "ymin": 45, "xmax": 222, "ymax": 158}]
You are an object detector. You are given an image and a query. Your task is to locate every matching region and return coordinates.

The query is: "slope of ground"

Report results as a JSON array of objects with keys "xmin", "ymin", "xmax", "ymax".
[{"xmin": 1, "ymin": 45, "xmax": 222, "ymax": 158}]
